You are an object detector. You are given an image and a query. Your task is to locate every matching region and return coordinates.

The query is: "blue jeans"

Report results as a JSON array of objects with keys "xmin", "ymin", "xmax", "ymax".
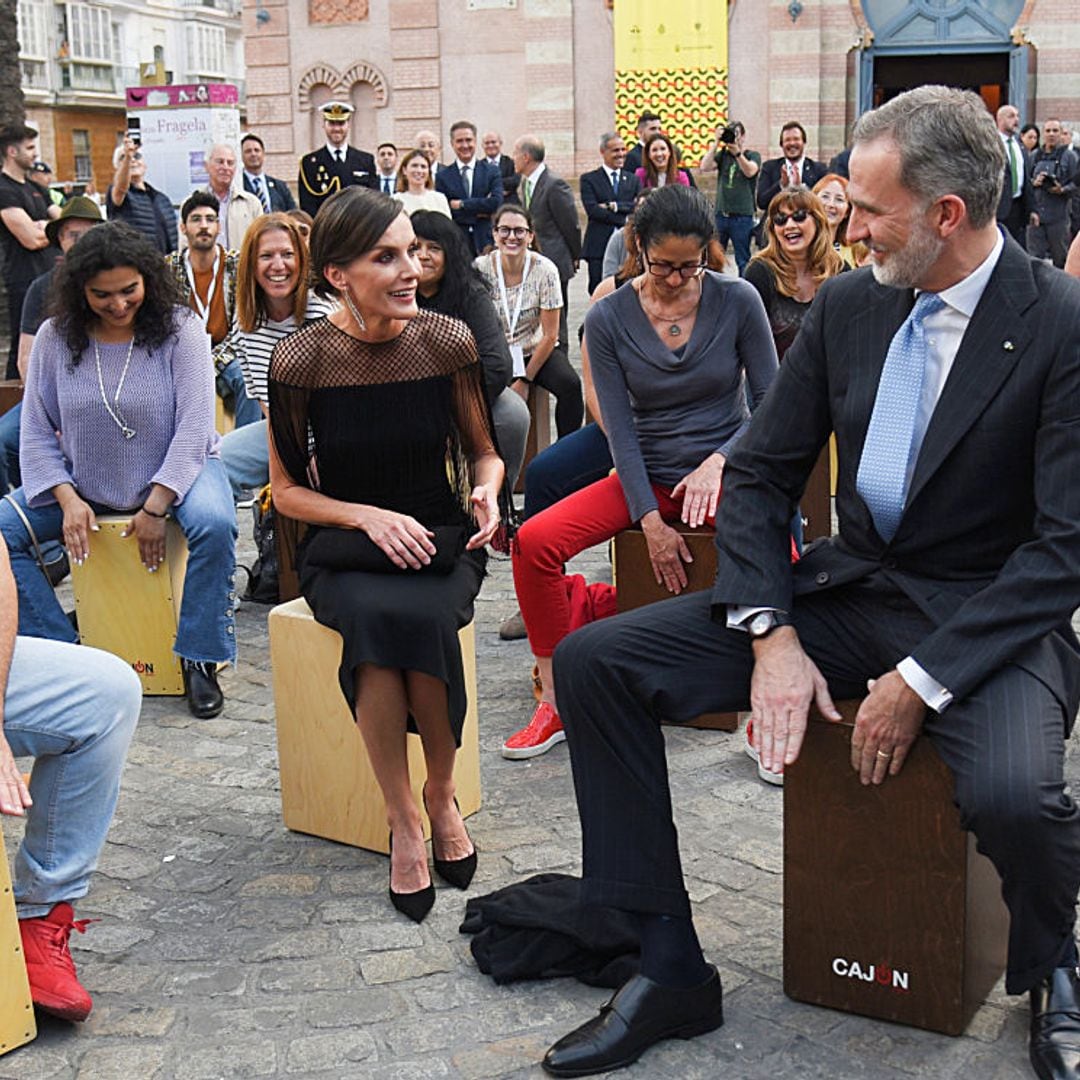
[
  {"xmin": 715, "ymin": 213, "xmax": 754, "ymax": 276},
  {"xmin": 220, "ymin": 418, "xmax": 269, "ymax": 500},
  {"xmin": 6, "ymin": 636, "xmax": 141, "ymax": 917},
  {"xmin": 218, "ymin": 358, "xmax": 262, "ymax": 429},
  {"xmin": 523, "ymin": 421, "xmax": 613, "ymax": 521},
  {"xmin": 0, "ymin": 457, "xmax": 238, "ymax": 663},
  {"xmin": 0, "ymin": 401, "xmax": 21, "ymax": 492}
]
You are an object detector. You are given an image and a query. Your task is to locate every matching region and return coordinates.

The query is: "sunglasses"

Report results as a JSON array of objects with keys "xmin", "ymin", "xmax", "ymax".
[{"xmin": 772, "ymin": 209, "xmax": 809, "ymax": 227}]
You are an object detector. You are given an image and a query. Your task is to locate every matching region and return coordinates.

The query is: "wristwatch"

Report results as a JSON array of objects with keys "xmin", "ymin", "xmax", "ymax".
[{"xmin": 747, "ymin": 610, "xmax": 793, "ymax": 639}]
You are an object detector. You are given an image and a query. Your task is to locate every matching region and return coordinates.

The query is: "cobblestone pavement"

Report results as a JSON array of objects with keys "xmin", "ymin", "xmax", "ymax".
[{"xmin": 2, "ymin": 274, "xmax": 1069, "ymax": 1079}]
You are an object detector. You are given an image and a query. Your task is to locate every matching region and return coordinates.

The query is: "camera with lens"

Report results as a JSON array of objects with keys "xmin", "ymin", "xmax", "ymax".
[{"xmin": 719, "ymin": 125, "xmax": 739, "ymax": 145}]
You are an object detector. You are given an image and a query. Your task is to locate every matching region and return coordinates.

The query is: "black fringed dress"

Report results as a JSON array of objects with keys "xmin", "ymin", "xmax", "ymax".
[{"xmin": 268, "ymin": 311, "xmax": 494, "ymax": 742}]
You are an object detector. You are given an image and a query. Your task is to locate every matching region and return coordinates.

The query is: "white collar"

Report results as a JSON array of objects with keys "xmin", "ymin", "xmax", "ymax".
[
  {"xmin": 456, "ymin": 156, "xmax": 476, "ymax": 169},
  {"xmin": 920, "ymin": 229, "xmax": 1005, "ymax": 319},
  {"xmin": 326, "ymin": 143, "xmax": 349, "ymax": 157},
  {"xmin": 526, "ymin": 162, "xmax": 546, "ymax": 183}
]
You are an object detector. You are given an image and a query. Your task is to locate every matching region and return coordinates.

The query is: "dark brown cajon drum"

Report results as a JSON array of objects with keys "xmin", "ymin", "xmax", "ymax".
[
  {"xmin": 612, "ymin": 527, "xmax": 738, "ymax": 733},
  {"xmin": 801, "ymin": 445, "xmax": 833, "ymax": 542},
  {"xmin": 0, "ymin": 381, "xmax": 23, "ymax": 418},
  {"xmin": 784, "ymin": 702, "xmax": 1009, "ymax": 1035},
  {"xmin": 514, "ymin": 385, "xmax": 552, "ymax": 494}
]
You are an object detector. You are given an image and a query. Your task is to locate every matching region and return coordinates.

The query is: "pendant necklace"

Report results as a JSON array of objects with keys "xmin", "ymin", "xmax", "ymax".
[
  {"xmin": 637, "ymin": 279, "xmax": 701, "ymax": 337},
  {"xmin": 94, "ymin": 335, "xmax": 137, "ymax": 439}
]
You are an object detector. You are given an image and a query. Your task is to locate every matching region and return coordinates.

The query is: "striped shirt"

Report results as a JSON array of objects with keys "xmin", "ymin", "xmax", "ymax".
[{"xmin": 237, "ymin": 294, "xmax": 338, "ymax": 406}]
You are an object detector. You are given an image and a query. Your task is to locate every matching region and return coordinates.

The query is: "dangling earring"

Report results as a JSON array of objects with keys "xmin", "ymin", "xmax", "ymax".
[{"xmin": 341, "ymin": 285, "xmax": 367, "ymax": 332}]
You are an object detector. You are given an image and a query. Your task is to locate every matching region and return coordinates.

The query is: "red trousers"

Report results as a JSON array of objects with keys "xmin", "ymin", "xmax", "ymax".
[{"xmin": 512, "ymin": 473, "xmax": 711, "ymax": 657}]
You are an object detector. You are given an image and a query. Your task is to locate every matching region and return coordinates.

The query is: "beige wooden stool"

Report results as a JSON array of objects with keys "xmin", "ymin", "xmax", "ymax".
[
  {"xmin": 215, "ymin": 394, "xmax": 236, "ymax": 437},
  {"xmin": 269, "ymin": 597, "xmax": 481, "ymax": 855},
  {"xmin": 0, "ymin": 827, "xmax": 36, "ymax": 1056},
  {"xmin": 70, "ymin": 516, "xmax": 188, "ymax": 695},
  {"xmin": 784, "ymin": 702, "xmax": 1009, "ymax": 1035}
]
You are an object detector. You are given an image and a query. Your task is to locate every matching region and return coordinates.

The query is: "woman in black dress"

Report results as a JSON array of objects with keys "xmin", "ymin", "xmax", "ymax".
[{"xmin": 268, "ymin": 188, "xmax": 504, "ymax": 923}]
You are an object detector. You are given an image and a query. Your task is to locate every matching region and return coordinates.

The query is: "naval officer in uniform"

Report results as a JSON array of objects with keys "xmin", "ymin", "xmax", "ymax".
[{"xmin": 298, "ymin": 101, "xmax": 378, "ymax": 217}]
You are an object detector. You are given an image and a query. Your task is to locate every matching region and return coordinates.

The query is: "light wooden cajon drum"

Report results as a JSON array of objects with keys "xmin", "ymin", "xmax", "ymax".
[
  {"xmin": 70, "ymin": 516, "xmax": 188, "ymax": 695},
  {"xmin": 215, "ymin": 394, "xmax": 236, "ymax": 437},
  {"xmin": 0, "ymin": 827, "xmax": 36, "ymax": 1056},
  {"xmin": 784, "ymin": 703, "xmax": 1009, "ymax": 1035},
  {"xmin": 514, "ymin": 385, "xmax": 552, "ymax": 494},
  {"xmin": 269, "ymin": 597, "xmax": 481, "ymax": 855},
  {"xmin": 612, "ymin": 526, "xmax": 738, "ymax": 732}
]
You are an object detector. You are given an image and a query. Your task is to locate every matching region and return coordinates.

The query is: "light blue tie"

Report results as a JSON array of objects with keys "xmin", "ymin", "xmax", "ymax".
[{"xmin": 856, "ymin": 291, "xmax": 945, "ymax": 542}]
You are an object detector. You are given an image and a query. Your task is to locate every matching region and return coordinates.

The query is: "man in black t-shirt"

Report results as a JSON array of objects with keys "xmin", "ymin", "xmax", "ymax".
[{"xmin": 0, "ymin": 125, "xmax": 57, "ymax": 378}]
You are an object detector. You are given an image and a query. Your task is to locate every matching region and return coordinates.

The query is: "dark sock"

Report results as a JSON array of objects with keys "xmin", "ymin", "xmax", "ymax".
[
  {"xmin": 1060, "ymin": 939, "xmax": 1078, "ymax": 969},
  {"xmin": 636, "ymin": 913, "xmax": 711, "ymax": 989}
]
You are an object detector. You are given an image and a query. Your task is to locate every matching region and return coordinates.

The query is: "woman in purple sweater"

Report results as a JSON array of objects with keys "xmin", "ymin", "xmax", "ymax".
[{"xmin": 0, "ymin": 223, "xmax": 237, "ymax": 718}]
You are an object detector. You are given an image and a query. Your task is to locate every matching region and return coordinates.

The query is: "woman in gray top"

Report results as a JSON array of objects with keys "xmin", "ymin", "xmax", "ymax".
[{"xmin": 504, "ymin": 185, "xmax": 779, "ymax": 760}]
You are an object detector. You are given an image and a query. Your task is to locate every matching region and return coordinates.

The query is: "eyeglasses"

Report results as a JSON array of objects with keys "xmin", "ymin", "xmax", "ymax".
[
  {"xmin": 642, "ymin": 252, "xmax": 706, "ymax": 279},
  {"xmin": 495, "ymin": 226, "xmax": 530, "ymax": 239},
  {"xmin": 772, "ymin": 209, "xmax": 810, "ymax": 227}
]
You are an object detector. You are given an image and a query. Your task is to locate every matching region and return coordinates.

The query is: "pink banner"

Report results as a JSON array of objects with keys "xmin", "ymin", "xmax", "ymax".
[{"xmin": 125, "ymin": 83, "xmax": 239, "ymax": 109}]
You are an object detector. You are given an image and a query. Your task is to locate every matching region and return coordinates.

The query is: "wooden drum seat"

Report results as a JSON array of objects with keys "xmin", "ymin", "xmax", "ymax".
[
  {"xmin": 70, "ymin": 516, "xmax": 189, "ymax": 696},
  {"xmin": 268, "ymin": 597, "xmax": 481, "ymax": 855},
  {"xmin": 0, "ymin": 827, "xmax": 36, "ymax": 1056},
  {"xmin": 612, "ymin": 524, "xmax": 738, "ymax": 732},
  {"xmin": 784, "ymin": 702, "xmax": 1009, "ymax": 1035},
  {"xmin": 514, "ymin": 385, "xmax": 552, "ymax": 494}
]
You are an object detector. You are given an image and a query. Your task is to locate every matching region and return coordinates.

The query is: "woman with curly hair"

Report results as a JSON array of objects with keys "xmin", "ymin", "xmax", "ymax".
[
  {"xmin": 811, "ymin": 173, "xmax": 868, "ymax": 269},
  {"xmin": 0, "ymin": 222, "xmax": 237, "ymax": 718},
  {"xmin": 634, "ymin": 133, "xmax": 691, "ymax": 190},
  {"xmin": 744, "ymin": 186, "xmax": 844, "ymax": 361}
]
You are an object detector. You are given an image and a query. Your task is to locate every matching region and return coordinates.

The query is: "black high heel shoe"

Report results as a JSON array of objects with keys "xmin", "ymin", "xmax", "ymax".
[
  {"xmin": 387, "ymin": 832, "xmax": 435, "ymax": 923},
  {"xmin": 423, "ymin": 791, "xmax": 477, "ymax": 891}
]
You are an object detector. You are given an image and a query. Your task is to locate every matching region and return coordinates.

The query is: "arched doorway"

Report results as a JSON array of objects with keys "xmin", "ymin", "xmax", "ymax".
[{"xmin": 856, "ymin": 1, "xmax": 1029, "ymax": 117}]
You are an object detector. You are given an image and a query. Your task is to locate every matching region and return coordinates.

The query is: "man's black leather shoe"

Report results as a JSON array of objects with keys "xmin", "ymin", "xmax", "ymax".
[
  {"xmin": 542, "ymin": 965, "xmax": 723, "ymax": 1077},
  {"xmin": 182, "ymin": 660, "xmax": 224, "ymax": 719},
  {"xmin": 1030, "ymin": 964, "xmax": 1080, "ymax": 1080}
]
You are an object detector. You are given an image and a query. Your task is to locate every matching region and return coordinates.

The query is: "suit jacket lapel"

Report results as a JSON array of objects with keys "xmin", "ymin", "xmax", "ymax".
[{"xmin": 904, "ymin": 240, "xmax": 1037, "ymax": 510}]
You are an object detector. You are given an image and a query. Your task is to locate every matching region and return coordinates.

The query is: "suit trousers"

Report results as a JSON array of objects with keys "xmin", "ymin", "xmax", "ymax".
[{"xmin": 553, "ymin": 574, "xmax": 1080, "ymax": 994}]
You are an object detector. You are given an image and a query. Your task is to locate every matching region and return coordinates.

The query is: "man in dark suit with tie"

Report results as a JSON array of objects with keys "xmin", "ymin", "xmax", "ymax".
[
  {"xmin": 995, "ymin": 104, "xmax": 1034, "ymax": 248},
  {"xmin": 579, "ymin": 132, "xmax": 640, "ymax": 294},
  {"xmin": 482, "ymin": 130, "xmax": 520, "ymax": 203},
  {"xmin": 539, "ymin": 86, "xmax": 1080, "ymax": 1080},
  {"xmin": 241, "ymin": 133, "xmax": 296, "ymax": 213},
  {"xmin": 297, "ymin": 101, "xmax": 378, "ymax": 217},
  {"xmin": 756, "ymin": 121, "xmax": 829, "ymax": 212},
  {"xmin": 435, "ymin": 120, "xmax": 504, "ymax": 254},
  {"xmin": 375, "ymin": 143, "xmax": 398, "ymax": 196},
  {"xmin": 514, "ymin": 134, "xmax": 581, "ymax": 346}
]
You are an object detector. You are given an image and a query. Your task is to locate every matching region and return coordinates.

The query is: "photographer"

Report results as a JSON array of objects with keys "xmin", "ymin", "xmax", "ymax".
[
  {"xmin": 1027, "ymin": 118, "xmax": 1077, "ymax": 268},
  {"xmin": 106, "ymin": 136, "xmax": 177, "ymax": 255},
  {"xmin": 699, "ymin": 121, "xmax": 759, "ymax": 275}
]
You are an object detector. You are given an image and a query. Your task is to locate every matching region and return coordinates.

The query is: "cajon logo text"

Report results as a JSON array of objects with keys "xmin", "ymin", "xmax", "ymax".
[
  {"xmin": 831, "ymin": 957, "xmax": 910, "ymax": 992},
  {"xmin": 132, "ymin": 660, "xmax": 155, "ymax": 675}
]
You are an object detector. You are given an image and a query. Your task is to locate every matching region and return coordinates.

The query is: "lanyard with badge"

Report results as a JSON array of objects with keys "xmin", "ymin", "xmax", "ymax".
[
  {"xmin": 184, "ymin": 247, "xmax": 221, "ymax": 348},
  {"xmin": 494, "ymin": 250, "xmax": 532, "ymax": 378}
]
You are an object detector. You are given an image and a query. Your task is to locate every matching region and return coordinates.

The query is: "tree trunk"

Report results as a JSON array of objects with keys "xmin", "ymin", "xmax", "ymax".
[{"xmin": 0, "ymin": 0, "xmax": 26, "ymax": 129}]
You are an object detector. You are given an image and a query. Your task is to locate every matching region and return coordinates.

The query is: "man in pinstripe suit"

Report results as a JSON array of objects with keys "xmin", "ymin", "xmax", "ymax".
[{"xmin": 542, "ymin": 86, "xmax": 1080, "ymax": 1079}]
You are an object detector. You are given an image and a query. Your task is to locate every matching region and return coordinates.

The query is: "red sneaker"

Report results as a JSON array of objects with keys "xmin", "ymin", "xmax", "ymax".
[
  {"xmin": 18, "ymin": 902, "xmax": 94, "ymax": 1021},
  {"xmin": 502, "ymin": 701, "xmax": 565, "ymax": 760}
]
